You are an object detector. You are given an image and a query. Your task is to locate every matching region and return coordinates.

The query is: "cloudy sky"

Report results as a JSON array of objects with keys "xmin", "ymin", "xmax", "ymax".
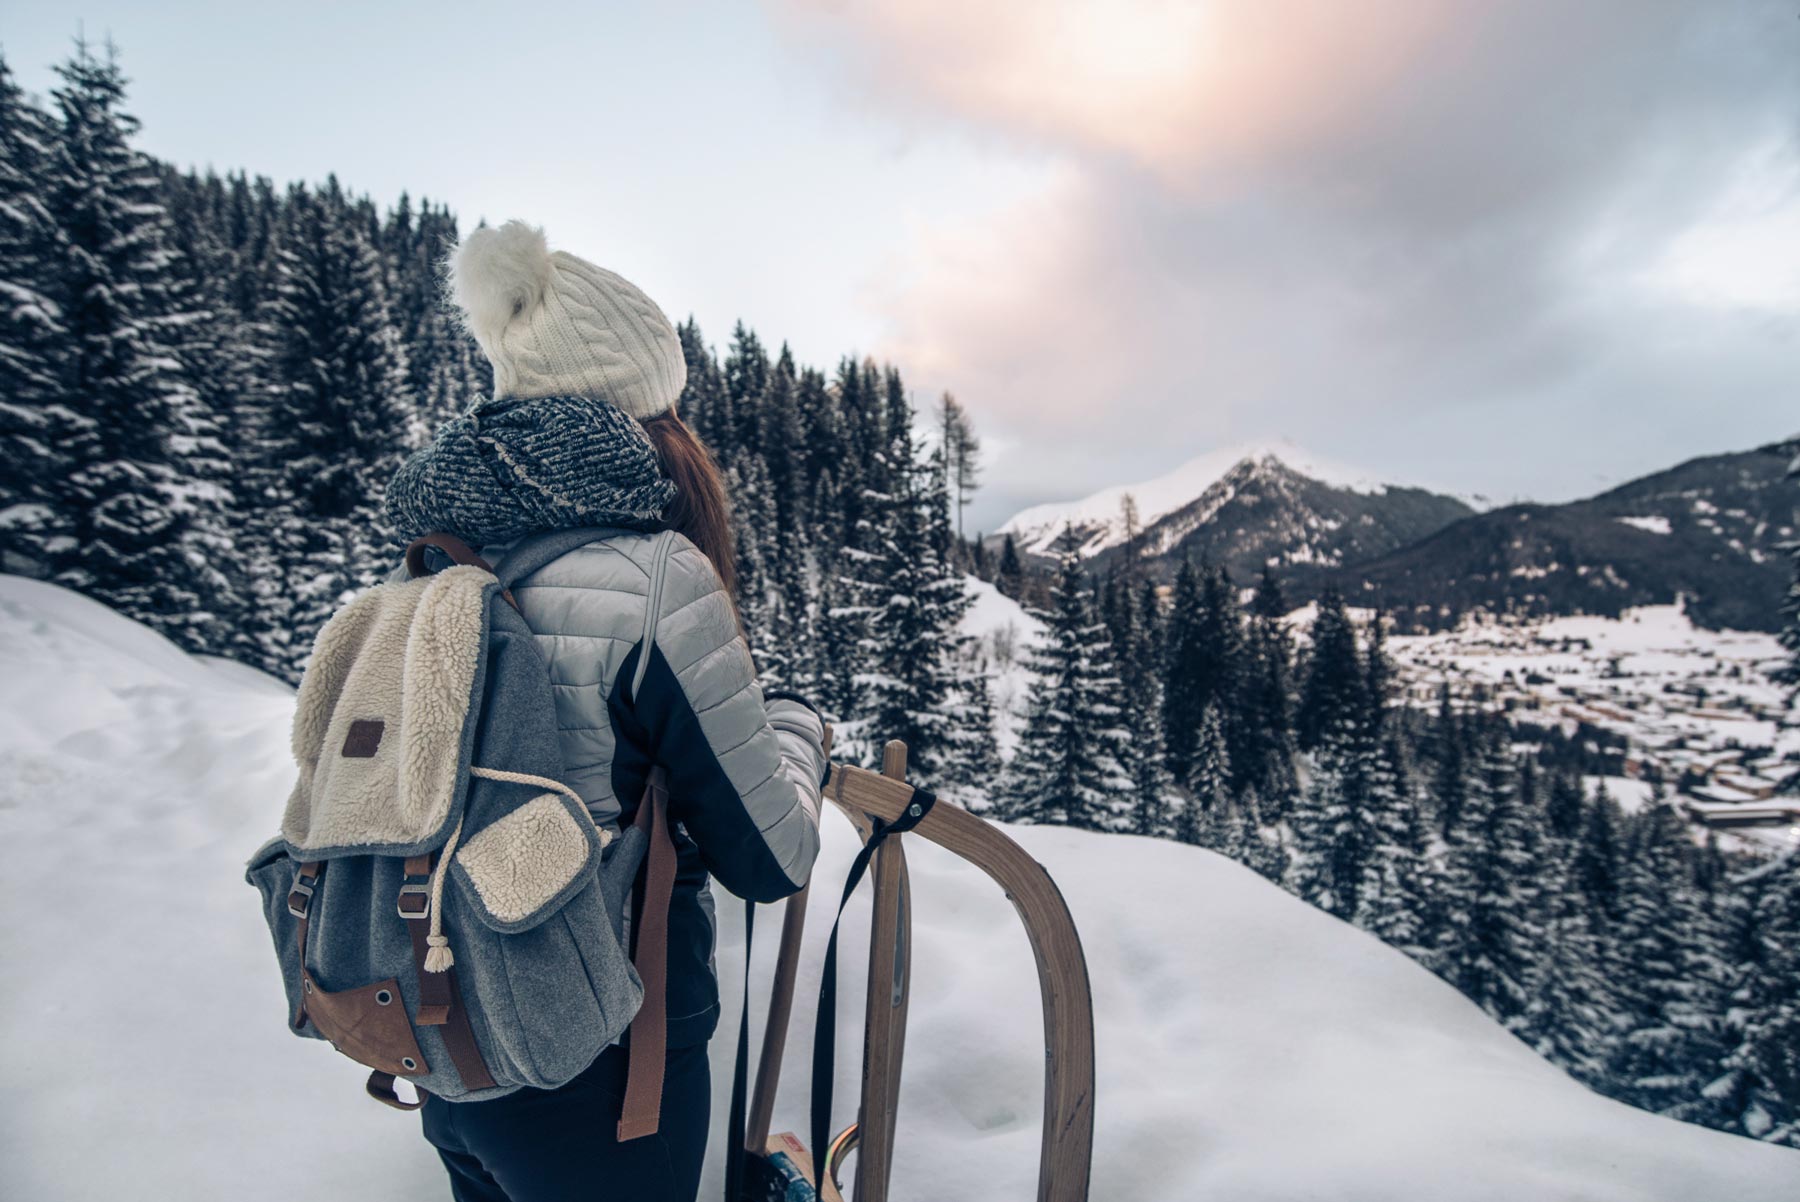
[{"xmin": 9, "ymin": 1, "xmax": 1798, "ymax": 529}]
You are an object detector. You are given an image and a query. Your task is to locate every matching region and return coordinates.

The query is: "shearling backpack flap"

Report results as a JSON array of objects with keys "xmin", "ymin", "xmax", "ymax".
[{"xmin": 245, "ymin": 530, "xmax": 666, "ymax": 1115}]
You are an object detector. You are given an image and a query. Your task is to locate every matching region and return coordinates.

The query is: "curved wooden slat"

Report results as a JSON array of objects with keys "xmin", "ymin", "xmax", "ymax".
[
  {"xmin": 746, "ymin": 726, "xmax": 836, "ymax": 1154},
  {"xmin": 852, "ymin": 741, "xmax": 913, "ymax": 1202},
  {"xmin": 746, "ymin": 884, "xmax": 811, "ymax": 1153},
  {"xmin": 825, "ymin": 761, "xmax": 1095, "ymax": 1202}
]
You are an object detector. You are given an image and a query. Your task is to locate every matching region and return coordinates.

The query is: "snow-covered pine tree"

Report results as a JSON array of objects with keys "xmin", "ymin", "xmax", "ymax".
[
  {"xmin": 0, "ymin": 53, "xmax": 71, "ymax": 574},
  {"xmin": 1189, "ymin": 701, "xmax": 1232, "ymax": 830},
  {"xmin": 1604, "ymin": 798, "xmax": 1730, "ymax": 1122},
  {"xmin": 795, "ymin": 362, "xmax": 838, "ymax": 515},
  {"xmin": 675, "ymin": 317, "xmax": 726, "ymax": 447},
  {"xmin": 1295, "ymin": 585, "xmax": 1361, "ymax": 751},
  {"xmin": 1287, "ymin": 608, "xmax": 1415, "ymax": 925},
  {"xmin": 1352, "ymin": 732, "xmax": 1432, "ymax": 955},
  {"xmin": 760, "ymin": 346, "xmax": 807, "ymax": 531},
  {"xmin": 1434, "ymin": 716, "xmax": 1546, "ymax": 1029},
  {"xmin": 728, "ymin": 456, "xmax": 785, "ymax": 683},
  {"xmin": 1200, "ymin": 565, "xmax": 1251, "ymax": 794},
  {"xmin": 156, "ymin": 168, "xmax": 252, "ymax": 655},
  {"xmin": 1573, "ymin": 781, "xmax": 1627, "ymax": 924},
  {"xmin": 1161, "ymin": 557, "xmax": 1207, "ymax": 786},
  {"xmin": 838, "ymin": 418, "xmax": 975, "ymax": 783},
  {"xmin": 1545, "ymin": 767, "xmax": 1585, "ymax": 845},
  {"xmin": 1003, "ymin": 526, "xmax": 1133, "ymax": 831},
  {"xmin": 1240, "ymin": 793, "xmax": 1291, "ymax": 883},
  {"xmin": 935, "ymin": 390, "xmax": 980, "ymax": 552},
  {"xmin": 245, "ymin": 178, "xmax": 416, "ymax": 679},
  {"xmin": 41, "ymin": 41, "xmax": 216, "ymax": 644},
  {"xmin": 1711, "ymin": 849, "xmax": 1800, "ymax": 1147},
  {"xmin": 1775, "ymin": 437, "xmax": 1800, "ymax": 711},
  {"xmin": 812, "ymin": 568, "xmax": 862, "ymax": 726},
  {"xmin": 1119, "ymin": 576, "xmax": 1178, "ymax": 838},
  {"xmin": 829, "ymin": 356, "xmax": 876, "ymax": 556},
  {"xmin": 1242, "ymin": 564, "xmax": 1299, "ymax": 819},
  {"xmin": 385, "ymin": 197, "xmax": 481, "ymax": 430},
  {"xmin": 952, "ymin": 666, "xmax": 1004, "ymax": 812},
  {"xmin": 723, "ymin": 322, "xmax": 769, "ymax": 458},
  {"xmin": 1429, "ymin": 682, "xmax": 1469, "ymax": 835},
  {"xmin": 918, "ymin": 442, "xmax": 996, "ymax": 799},
  {"xmin": 1288, "ymin": 710, "xmax": 1372, "ymax": 918},
  {"xmin": 996, "ymin": 533, "xmax": 1024, "ymax": 599},
  {"xmin": 1519, "ymin": 850, "xmax": 1617, "ymax": 1083}
]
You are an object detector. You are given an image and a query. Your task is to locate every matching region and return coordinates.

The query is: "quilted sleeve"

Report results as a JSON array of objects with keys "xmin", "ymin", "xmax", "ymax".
[{"xmin": 627, "ymin": 538, "xmax": 823, "ymax": 902}]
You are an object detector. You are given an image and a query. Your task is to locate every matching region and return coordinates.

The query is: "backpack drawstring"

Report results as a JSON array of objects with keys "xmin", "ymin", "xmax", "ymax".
[{"xmin": 423, "ymin": 817, "xmax": 464, "ymax": 973}]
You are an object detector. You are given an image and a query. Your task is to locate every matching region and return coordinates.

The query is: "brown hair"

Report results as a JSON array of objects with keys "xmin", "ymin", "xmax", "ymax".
[{"xmin": 640, "ymin": 408, "xmax": 738, "ymax": 599}]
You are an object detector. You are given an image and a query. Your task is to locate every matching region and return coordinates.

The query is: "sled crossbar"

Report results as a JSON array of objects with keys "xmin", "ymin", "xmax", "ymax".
[{"xmin": 747, "ymin": 741, "xmax": 1095, "ymax": 1202}]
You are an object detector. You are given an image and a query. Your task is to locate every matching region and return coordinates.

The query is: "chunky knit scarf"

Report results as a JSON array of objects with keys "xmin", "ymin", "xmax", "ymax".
[{"xmin": 383, "ymin": 394, "xmax": 677, "ymax": 545}]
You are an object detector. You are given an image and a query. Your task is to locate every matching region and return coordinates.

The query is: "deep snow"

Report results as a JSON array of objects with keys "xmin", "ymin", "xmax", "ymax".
[{"xmin": 2, "ymin": 574, "xmax": 1796, "ymax": 1200}]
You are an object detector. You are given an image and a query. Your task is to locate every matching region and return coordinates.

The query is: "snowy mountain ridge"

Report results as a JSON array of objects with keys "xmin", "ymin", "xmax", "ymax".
[
  {"xmin": 1343, "ymin": 445, "xmax": 1795, "ymax": 632},
  {"xmin": 3, "ymin": 574, "xmax": 1797, "ymax": 1199},
  {"xmin": 997, "ymin": 440, "xmax": 1392, "ymax": 558}
]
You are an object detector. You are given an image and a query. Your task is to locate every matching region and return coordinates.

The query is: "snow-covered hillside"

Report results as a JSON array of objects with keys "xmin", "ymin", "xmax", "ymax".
[
  {"xmin": 957, "ymin": 575, "xmax": 1045, "ymax": 757},
  {"xmin": 2, "ymin": 575, "xmax": 1796, "ymax": 1200},
  {"xmin": 997, "ymin": 440, "xmax": 1389, "ymax": 558}
]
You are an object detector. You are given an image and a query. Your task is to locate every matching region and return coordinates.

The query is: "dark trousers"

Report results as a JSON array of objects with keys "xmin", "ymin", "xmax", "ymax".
[{"xmin": 421, "ymin": 1042, "xmax": 711, "ymax": 1202}]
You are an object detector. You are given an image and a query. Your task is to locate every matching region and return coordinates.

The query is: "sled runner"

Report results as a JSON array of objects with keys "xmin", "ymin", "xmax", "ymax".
[{"xmin": 735, "ymin": 739, "xmax": 1095, "ymax": 1202}]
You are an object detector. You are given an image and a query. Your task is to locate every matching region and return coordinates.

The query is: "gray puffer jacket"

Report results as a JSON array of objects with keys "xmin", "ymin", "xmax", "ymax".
[{"xmin": 479, "ymin": 526, "xmax": 826, "ymax": 1046}]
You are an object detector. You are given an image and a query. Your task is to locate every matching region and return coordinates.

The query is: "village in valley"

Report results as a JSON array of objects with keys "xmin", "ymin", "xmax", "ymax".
[{"xmin": 1381, "ymin": 602, "xmax": 1800, "ymax": 854}]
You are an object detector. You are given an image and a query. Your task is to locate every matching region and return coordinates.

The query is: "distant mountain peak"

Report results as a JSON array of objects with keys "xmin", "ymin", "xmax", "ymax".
[{"xmin": 996, "ymin": 440, "xmax": 1395, "ymax": 559}]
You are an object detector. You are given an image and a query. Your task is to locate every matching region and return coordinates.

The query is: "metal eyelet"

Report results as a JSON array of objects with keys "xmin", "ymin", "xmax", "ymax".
[
  {"xmin": 302, "ymin": 979, "xmax": 313, "ymax": 994},
  {"xmin": 401, "ymin": 1057, "xmax": 418, "ymax": 1072},
  {"xmin": 375, "ymin": 989, "xmax": 393, "ymax": 1006}
]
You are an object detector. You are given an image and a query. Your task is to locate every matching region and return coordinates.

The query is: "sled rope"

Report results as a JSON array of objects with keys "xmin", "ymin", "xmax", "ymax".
[{"xmin": 810, "ymin": 782, "xmax": 937, "ymax": 1186}]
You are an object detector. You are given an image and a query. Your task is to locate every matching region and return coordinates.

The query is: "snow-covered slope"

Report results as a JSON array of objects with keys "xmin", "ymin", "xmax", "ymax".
[
  {"xmin": 2, "ymin": 575, "xmax": 1796, "ymax": 1200},
  {"xmin": 996, "ymin": 440, "xmax": 1390, "ymax": 558},
  {"xmin": 957, "ymin": 575, "xmax": 1044, "ymax": 758}
]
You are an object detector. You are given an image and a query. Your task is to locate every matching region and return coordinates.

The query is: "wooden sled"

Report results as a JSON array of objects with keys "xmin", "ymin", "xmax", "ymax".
[{"xmin": 745, "ymin": 739, "xmax": 1095, "ymax": 1202}]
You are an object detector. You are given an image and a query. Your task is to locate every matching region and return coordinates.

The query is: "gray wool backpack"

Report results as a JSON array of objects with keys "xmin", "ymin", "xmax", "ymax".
[{"xmin": 246, "ymin": 529, "xmax": 678, "ymax": 1137}]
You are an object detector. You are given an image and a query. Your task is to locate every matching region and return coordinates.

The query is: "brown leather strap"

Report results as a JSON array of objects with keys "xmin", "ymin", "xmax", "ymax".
[
  {"xmin": 289, "ymin": 861, "xmax": 325, "ymax": 1030},
  {"xmin": 404, "ymin": 532, "xmax": 520, "ymax": 610},
  {"xmin": 366, "ymin": 1070, "xmax": 425, "ymax": 1111},
  {"xmin": 399, "ymin": 854, "xmax": 498, "ymax": 1092},
  {"xmin": 400, "ymin": 854, "xmax": 453, "ymax": 1025},
  {"xmin": 618, "ymin": 768, "xmax": 678, "ymax": 1141},
  {"xmin": 405, "ymin": 532, "xmax": 496, "ymax": 577}
]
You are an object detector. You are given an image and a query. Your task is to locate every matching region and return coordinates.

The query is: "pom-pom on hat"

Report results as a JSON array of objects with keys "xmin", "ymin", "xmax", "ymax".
[{"xmin": 447, "ymin": 221, "xmax": 686, "ymax": 419}]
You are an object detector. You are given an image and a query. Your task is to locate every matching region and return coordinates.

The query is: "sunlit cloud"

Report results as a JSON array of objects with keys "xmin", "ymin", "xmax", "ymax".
[{"xmin": 776, "ymin": 0, "xmax": 1800, "ymax": 525}]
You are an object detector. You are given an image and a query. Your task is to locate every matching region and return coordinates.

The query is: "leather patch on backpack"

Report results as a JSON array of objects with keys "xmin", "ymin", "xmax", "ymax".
[{"xmin": 342, "ymin": 719, "xmax": 386, "ymax": 758}]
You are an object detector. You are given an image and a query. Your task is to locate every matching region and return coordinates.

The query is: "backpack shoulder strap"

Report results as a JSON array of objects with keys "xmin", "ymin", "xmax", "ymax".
[
  {"xmin": 490, "ymin": 526, "xmax": 646, "ymax": 589},
  {"xmin": 404, "ymin": 532, "xmax": 497, "ymax": 578},
  {"xmin": 405, "ymin": 532, "xmax": 521, "ymax": 610},
  {"xmin": 617, "ymin": 766, "xmax": 677, "ymax": 1141}
]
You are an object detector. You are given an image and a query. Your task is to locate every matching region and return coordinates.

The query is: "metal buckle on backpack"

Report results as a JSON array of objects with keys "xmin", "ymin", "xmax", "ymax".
[
  {"xmin": 287, "ymin": 875, "xmax": 316, "ymax": 920},
  {"xmin": 397, "ymin": 882, "xmax": 431, "ymax": 921}
]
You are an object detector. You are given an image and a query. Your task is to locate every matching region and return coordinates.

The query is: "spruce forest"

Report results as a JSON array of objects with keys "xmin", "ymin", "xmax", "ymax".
[{"xmin": 2, "ymin": 43, "xmax": 1796, "ymax": 1153}]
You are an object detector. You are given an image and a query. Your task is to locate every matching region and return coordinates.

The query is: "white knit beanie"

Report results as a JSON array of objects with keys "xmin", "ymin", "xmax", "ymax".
[{"xmin": 447, "ymin": 221, "xmax": 686, "ymax": 418}]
